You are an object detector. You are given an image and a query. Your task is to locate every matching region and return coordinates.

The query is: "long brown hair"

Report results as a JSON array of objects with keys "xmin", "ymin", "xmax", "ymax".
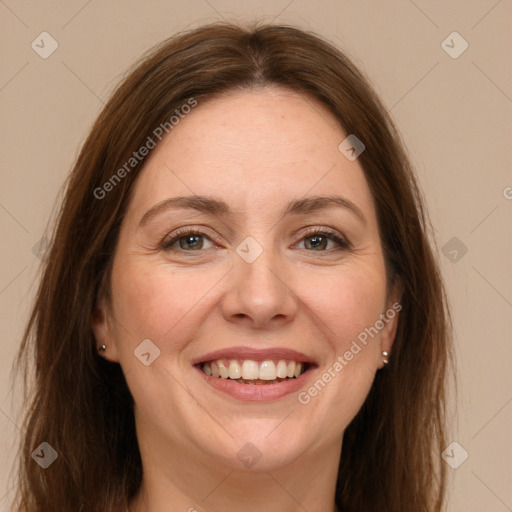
[{"xmin": 12, "ymin": 21, "xmax": 453, "ymax": 512}]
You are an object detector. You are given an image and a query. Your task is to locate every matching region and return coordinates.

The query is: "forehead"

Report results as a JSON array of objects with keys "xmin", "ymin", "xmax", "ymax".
[{"xmin": 127, "ymin": 87, "xmax": 376, "ymax": 222}]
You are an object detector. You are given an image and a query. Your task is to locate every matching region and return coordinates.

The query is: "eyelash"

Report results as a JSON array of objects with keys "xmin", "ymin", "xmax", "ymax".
[{"xmin": 160, "ymin": 226, "xmax": 351, "ymax": 254}]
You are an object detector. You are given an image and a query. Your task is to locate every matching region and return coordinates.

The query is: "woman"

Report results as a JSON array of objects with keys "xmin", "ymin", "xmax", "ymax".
[{"xmin": 13, "ymin": 21, "xmax": 453, "ymax": 512}]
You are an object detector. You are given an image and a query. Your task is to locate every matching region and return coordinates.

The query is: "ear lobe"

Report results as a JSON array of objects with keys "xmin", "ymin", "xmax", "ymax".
[{"xmin": 91, "ymin": 298, "xmax": 119, "ymax": 363}]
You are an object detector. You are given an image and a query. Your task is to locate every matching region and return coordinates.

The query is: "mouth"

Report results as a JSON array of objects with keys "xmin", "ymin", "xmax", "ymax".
[{"xmin": 193, "ymin": 347, "xmax": 316, "ymax": 401}]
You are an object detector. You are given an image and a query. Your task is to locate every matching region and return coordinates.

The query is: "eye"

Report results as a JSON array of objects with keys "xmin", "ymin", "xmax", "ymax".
[
  {"xmin": 297, "ymin": 228, "xmax": 350, "ymax": 252},
  {"xmin": 161, "ymin": 228, "xmax": 216, "ymax": 252},
  {"xmin": 160, "ymin": 226, "xmax": 351, "ymax": 254}
]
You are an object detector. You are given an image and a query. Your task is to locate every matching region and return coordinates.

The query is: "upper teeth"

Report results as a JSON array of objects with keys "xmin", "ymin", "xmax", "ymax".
[{"xmin": 201, "ymin": 359, "xmax": 305, "ymax": 380}]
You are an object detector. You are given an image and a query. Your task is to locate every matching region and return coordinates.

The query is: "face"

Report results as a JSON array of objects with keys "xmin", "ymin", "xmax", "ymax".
[{"xmin": 93, "ymin": 87, "xmax": 400, "ymax": 473}]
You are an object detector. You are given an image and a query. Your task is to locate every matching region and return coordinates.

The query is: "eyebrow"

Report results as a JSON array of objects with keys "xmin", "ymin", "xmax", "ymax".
[{"xmin": 138, "ymin": 194, "xmax": 367, "ymax": 227}]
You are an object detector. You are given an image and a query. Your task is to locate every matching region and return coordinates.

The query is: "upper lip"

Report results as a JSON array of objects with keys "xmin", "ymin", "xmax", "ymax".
[{"xmin": 192, "ymin": 346, "xmax": 317, "ymax": 365}]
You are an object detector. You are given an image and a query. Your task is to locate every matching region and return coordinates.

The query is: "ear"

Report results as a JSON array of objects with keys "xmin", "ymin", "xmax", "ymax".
[
  {"xmin": 91, "ymin": 295, "xmax": 120, "ymax": 363},
  {"xmin": 378, "ymin": 278, "xmax": 403, "ymax": 369}
]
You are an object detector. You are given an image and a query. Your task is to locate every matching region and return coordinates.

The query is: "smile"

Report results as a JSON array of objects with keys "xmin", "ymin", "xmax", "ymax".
[{"xmin": 193, "ymin": 347, "xmax": 316, "ymax": 401}]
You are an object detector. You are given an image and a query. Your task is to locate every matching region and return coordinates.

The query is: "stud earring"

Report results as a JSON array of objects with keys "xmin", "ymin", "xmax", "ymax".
[
  {"xmin": 98, "ymin": 344, "xmax": 106, "ymax": 352},
  {"xmin": 382, "ymin": 351, "xmax": 389, "ymax": 364}
]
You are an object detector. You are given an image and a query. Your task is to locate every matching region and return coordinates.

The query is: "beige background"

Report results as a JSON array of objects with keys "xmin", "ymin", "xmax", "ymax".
[{"xmin": 1, "ymin": 1, "xmax": 511, "ymax": 510}]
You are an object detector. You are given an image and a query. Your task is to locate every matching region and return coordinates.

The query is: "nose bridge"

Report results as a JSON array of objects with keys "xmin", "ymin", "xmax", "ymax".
[
  {"xmin": 222, "ymin": 232, "xmax": 297, "ymax": 327},
  {"xmin": 240, "ymin": 238, "xmax": 282, "ymax": 295}
]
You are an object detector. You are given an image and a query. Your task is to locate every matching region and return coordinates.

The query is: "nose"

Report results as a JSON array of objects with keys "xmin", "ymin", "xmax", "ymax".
[{"xmin": 220, "ymin": 244, "xmax": 298, "ymax": 330}]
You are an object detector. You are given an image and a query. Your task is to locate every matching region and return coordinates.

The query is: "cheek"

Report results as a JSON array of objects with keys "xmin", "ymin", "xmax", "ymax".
[
  {"xmin": 297, "ymin": 262, "xmax": 386, "ymax": 408},
  {"xmin": 111, "ymin": 253, "xmax": 388, "ymax": 351},
  {"xmin": 297, "ymin": 281, "xmax": 385, "ymax": 434},
  {"xmin": 302, "ymin": 263, "xmax": 388, "ymax": 351},
  {"xmin": 110, "ymin": 259, "xmax": 225, "ymax": 347}
]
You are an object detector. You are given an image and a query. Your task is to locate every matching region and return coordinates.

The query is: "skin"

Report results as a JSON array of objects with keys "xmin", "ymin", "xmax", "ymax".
[{"xmin": 92, "ymin": 87, "xmax": 401, "ymax": 512}]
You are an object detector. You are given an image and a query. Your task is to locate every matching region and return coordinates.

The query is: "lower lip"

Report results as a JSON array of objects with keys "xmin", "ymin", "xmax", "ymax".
[{"xmin": 195, "ymin": 366, "xmax": 313, "ymax": 401}]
